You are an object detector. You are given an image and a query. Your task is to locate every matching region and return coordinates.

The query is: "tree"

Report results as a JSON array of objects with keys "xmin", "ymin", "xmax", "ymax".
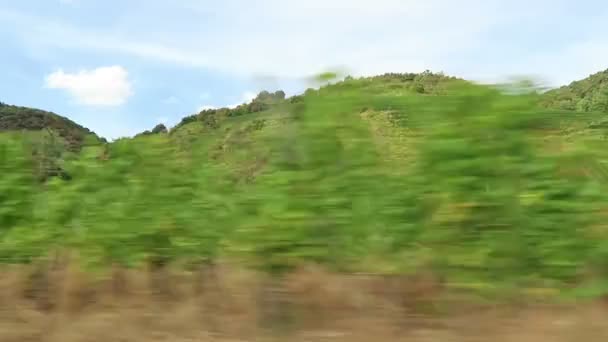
[
  {"xmin": 151, "ymin": 123, "xmax": 168, "ymax": 134},
  {"xmin": 273, "ymin": 90, "xmax": 286, "ymax": 100}
]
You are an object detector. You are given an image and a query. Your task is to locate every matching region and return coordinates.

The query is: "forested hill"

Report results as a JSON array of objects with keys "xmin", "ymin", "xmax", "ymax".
[
  {"xmin": 0, "ymin": 101, "xmax": 104, "ymax": 151},
  {"xmin": 167, "ymin": 71, "xmax": 460, "ymax": 136},
  {"xmin": 2, "ymin": 68, "xmax": 607, "ymax": 152},
  {"xmin": 540, "ymin": 69, "xmax": 608, "ymax": 112}
]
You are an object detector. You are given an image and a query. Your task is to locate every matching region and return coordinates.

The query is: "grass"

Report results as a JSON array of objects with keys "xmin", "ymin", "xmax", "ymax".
[{"xmin": 1, "ymin": 261, "xmax": 608, "ymax": 341}]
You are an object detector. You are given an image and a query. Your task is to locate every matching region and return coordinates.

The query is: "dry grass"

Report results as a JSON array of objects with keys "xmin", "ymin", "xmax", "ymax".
[{"xmin": 0, "ymin": 261, "xmax": 607, "ymax": 341}]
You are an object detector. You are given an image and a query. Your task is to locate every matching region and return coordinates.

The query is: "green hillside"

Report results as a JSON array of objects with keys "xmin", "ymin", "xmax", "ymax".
[
  {"xmin": 0, "ymin": 102, "xmax": 104, "ymax": 150},
  {"xmin": 164, "ymin": 72, "xmax": 461, "ymax": 180},
  {"xmin": 3, "ymin": 70, "xmax": 608, "ymax": 299},
  {"xmin": 540, "ymin": 69, "xmax": 608, "ymax": 113},
  {"xmin": 0, "ymin": 102, "xmax": 104, "ymax": 181},
  {"xmin": 166, "ymin": 71, "xmax": 607, "ymax": 176}
]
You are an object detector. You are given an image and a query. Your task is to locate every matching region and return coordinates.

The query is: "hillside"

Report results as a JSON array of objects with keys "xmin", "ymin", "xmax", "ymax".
[
  {"xmin": 0, "ymin": 102, "xmax": 105, "ymax": 181},
  {"xmin": 163, "ymin": 72, "xmax": 462, "ymax": 181},
  {"xmin": 540, "ymin": 69, "xmax": 608, "ymax": 113},
  {"xmin": 165, "ymin": 71, "xmax": 605, "ymax": 172},
  {"xmin": 0, "ymin": 101, "xmax": 104, "ymax": 151},
  {"xmin": 3, "ymin": 70, "xmax": 607, "ymax": 183}
]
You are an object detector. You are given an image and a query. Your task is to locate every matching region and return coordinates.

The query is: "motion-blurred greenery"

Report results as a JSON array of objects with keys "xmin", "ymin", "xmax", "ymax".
[{"xmin": 3, "ymin": 72, "xmax": 608, "ymax": 298}]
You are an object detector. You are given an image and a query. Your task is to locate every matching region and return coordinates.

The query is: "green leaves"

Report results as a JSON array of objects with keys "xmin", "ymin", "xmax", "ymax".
[
  {"xmin": 407, "ymin": 83, "xmax": 606, "ymax": 284},
  {"xmin": 3, "ymin": 75, "xmax": 608, "ymax": 297},
  {"xmin": 541, "ymin": 69, "xmax": 608, "ymax": 113},
  {"xmin": 0, "ymin": 135, "xmax": 35, "ymax": 232}
]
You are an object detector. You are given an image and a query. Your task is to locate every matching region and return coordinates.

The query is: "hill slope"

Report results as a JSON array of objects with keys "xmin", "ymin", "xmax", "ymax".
[
  {"xmin": 540, "ymin": 69, "xmax": 608, "ymax": 113},
  {"xmin": 0, "ymin": 101, "xmax": 105, "ymax": 181},
  {"xmin": 0, "ymin": 102, "xmax": 104, "ymax": 151},
  {"xmin": 162, "ymin": 72, "xmax": 461, "ymax": 179}
]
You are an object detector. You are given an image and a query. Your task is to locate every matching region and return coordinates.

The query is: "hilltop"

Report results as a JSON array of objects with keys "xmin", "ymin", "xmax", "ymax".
[
  {"xmin": 158, "ymin": 71, "xmax": 462, "ymax": 179},
  {"xmin": 3, "ymin": 69, "xmax": 608, "ymax": 184},
  {"xmin": 113, "ymin": 70, "xmax": 608, "ymax": 188}
]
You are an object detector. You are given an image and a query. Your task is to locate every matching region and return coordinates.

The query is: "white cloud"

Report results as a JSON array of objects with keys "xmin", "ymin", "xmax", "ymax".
[
  {"xmin": 162, "ymin": 96, "xmax": 180, "ymax": 104},
  {"xmin": 242, "ymin": 91, "xmax": 257, "ymax": 103},
  {"xmin": 45, "ymin": 66, "xmax": 133, "ymax": 106}
]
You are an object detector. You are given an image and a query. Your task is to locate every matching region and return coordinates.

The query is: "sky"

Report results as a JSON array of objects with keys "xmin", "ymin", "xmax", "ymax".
[{"xmin": 1, "ymin": 0, "xmax": 608, "ymax": 140}]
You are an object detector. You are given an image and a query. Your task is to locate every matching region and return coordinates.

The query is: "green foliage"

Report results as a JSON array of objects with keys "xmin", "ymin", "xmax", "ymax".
[
  {"xmin": 0, "ymin": 103, "xmax": 103, "ymax": 150},
  {"xmin": 406, "ymin": 84, "xmax": 604, "ymax": 285},
  {"xmin": 315, "ymin": 71, "xmax": 339, "ymax": 83},
  {"xmin": 135, "ymin": 123, "xmax": 169, "ymax": 138},
  {"xmin": 4, "ymin": 72, "xmax": 608, "ymax": 298},
  {"xmin": 0, "ymin": 103, "xmax": 105, "ymax": 182},
  {"xmin": 235, "ymin": 89, "xmax": 383, "ymax": 274},
  {"xmin": 172, "ymin": 90, "xmax": 288, "ymax": 131},
  {"xmin": 541, "ymin": 69, "xmax": 608, "ymax": 112},
  {"xmin": 151, "ymin": 124, "xmax": 168, "ymax": 134},
  {"xmin": 0, "ymin": 135, "xmax": 35, "ymax": 229},
  {"xmin": 27, "ymin": 130, "xmax": 70, "ymax": 181},
  {"xmin": 0, "ymin": 134, "xmax": 38, "ymax": 262}
]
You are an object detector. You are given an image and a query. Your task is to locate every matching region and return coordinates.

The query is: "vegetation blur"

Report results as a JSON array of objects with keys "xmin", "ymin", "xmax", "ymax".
[{"xmin": 3, "ymin": 70, "xmax": 608, "ymax": 340}]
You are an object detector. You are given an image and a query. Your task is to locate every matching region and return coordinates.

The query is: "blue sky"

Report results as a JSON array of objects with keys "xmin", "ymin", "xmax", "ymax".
[{"xmin": 1, "ymin": 0, "xmax": 608, "ymax": 139}]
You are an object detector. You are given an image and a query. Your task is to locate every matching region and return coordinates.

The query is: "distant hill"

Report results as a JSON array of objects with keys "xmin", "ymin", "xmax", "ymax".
[
  {"xmin": 158, "ymin": 71, "xmax": 464, "ymax": 182},
  {"xmin": 0, "ymin": 102, "xmax": 104, "ymax": 151},
  {"xmin": 540, "ymin": 69, "xmax": 608, "ymax": 112},
  {"xmin": 0, "ymin": 102, "xmax": 105, "ymax": 181},
  {"xmin": 169, "ymin": 71, "xmax": 459, "ymax": 136}
]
